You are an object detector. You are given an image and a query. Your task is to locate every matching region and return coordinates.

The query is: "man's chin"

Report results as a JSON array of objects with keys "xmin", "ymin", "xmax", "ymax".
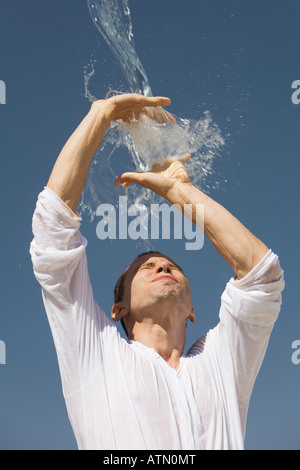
[{"xmin": 155, "ymin": 286, "xmax": 179, "ymax": 300}]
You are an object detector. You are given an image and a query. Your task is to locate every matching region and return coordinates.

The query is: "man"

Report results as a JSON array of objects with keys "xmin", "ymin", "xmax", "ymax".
[{"xmin": 30, "ymin": 93, "xmax": 284, "ymax": 450}]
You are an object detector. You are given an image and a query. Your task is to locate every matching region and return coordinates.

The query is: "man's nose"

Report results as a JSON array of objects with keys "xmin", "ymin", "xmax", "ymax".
[{"xmin": 156, "ymin": 261, "xmax": 171, "ymax": 274}]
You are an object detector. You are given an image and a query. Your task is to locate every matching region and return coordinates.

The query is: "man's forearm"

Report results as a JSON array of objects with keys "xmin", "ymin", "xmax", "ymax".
[
  {"xmin": 173, "ymin": 183, "xmax": 269, "ymax": 279},
  {"xmin": 47, "ymin": 103, "xmax": 111, "ymax": 213}
]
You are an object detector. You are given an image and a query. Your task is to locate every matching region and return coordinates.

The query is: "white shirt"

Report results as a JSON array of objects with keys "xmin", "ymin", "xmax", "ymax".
[{"xmin": 30, "ymin": 187, "xmax": 284, "ymax": 450}]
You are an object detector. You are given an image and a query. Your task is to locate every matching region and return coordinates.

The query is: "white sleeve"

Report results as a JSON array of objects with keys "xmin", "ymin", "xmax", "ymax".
[
  {"xmin": 219, "ymin": 249, "xmax": 285, "ymax": 410},
  {"xmin": 29, "ymin": 187, "xmax": 119, "ymax": 397}
]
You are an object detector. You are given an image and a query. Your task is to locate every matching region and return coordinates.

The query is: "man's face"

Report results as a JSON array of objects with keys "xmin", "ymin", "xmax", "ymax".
[{"xmin": 120, "ymin": 253, "xmax": 194, "ymax": 325}]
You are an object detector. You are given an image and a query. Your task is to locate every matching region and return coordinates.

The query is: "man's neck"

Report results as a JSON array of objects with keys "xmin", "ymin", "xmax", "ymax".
[{"xmin": 131, "ymin": 320, "xmax": 186, "ymax": 370}]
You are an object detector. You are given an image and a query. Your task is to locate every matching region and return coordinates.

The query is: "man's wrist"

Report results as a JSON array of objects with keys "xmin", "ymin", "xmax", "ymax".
[
  {"xmin": 164, "ymin": 181, "xmax": 189, "ymax": 206},
  {"xmin": 168, "ymin": 180, "xmax": 194, "ymax": 203},
  {"xmin": 90, "ymin": 99, "xmax": 114, "ymax": 126}
]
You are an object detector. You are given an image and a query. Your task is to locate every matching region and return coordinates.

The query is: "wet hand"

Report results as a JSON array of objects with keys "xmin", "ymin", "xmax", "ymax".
[
  {"xmin": 114, "ymin": 153, "xmax": 192, "ymax": 201},
  {"xmin": 92, "ymin": 93, "xmax": 175, "ymax": 124}
]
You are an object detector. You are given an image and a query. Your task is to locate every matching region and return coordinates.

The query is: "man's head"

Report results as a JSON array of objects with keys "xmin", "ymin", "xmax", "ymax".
[{"xmin": 112, "ymin": 251, "xmax": 195, "ymax": 338}]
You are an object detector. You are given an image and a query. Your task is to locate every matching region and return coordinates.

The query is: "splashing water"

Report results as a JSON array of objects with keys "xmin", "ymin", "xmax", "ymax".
[{"xmin": 80, "ymin": 0, "xmax": 225, "ymax": 219}]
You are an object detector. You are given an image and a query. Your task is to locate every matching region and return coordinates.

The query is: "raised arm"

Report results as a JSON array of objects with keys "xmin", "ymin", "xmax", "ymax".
[
  {"xmin": 47, "ymin": 94, "xmax": 172, "ymax": 213},
  {"xmin": 115, "ymin": 156, "xmax": 269, "ymax": 279}
]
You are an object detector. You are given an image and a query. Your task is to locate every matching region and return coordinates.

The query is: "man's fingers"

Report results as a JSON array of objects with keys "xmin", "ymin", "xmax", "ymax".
[
  {"xmin": 163, "ymin": 109, "xmax": 176, "ymax": 123},
  {"xmin": 115, "ymin": 154, "xmax": 191, "ymax": 187},
  {"xmin": 178, "ymin": 153, "xmax": 191, "ymax": 164},
  {"xmin": 115, "ymin": 172, "xmax": 142, "ymax": 187},
  {"xmin": 135, "ymin": 96, "xmax": 171, "ymax": 108},
  {"xmin": 109, "ymin": 94, "xmax": 172, "ymax": 123},
  {"xmin": 113, "ymin": 93, "xmax": 171, "ymax": 109},
  {"xmin": 145, "ymin": 96, "xmax": 171, "ymax": 107},
  {"xmin": 145, "ymin": 106, "xmax": 176, "ymax": 123}
]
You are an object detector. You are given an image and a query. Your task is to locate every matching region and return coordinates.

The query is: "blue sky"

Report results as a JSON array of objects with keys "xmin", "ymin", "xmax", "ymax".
[{"xmin": 0, "ymin": 0, "xmax": 299, "ymax": 450}]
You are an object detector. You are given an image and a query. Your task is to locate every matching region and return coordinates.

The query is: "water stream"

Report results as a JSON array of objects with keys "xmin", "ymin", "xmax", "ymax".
[{"xmin": 80, "ymin": 0, "xmax": 225, "ymax": 220}]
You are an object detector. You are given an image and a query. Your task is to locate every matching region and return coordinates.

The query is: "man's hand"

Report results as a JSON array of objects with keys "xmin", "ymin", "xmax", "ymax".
[
  {"xmin": 115, "ymin": 154, "xmax": 192, "ymax": 202},
  {"xmin": 47, "ymin": 93, "xmax": 173, "ymax": 213},
  {"xmin": 93, "ymin": 93, "xmax": 175, "ymax": 123}
]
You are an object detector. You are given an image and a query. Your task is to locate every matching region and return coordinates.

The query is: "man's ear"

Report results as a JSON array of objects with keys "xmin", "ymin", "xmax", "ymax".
[
  {"xmin": 188, "ymin": 306, "xmax": 195, "ymax": 324},
  {"xmin": 111, "ymin": 303, "xmax": 129, "ymax": 322}
]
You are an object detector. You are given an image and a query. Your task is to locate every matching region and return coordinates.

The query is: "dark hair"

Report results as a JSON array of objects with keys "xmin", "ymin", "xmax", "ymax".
[{"xmin": 114, "ymin": 251, "xmax": 163, "ymax": 337}]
